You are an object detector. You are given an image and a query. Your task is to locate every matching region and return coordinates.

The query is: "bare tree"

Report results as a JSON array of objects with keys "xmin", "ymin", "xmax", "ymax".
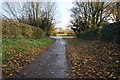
[
  {"xmin": 40, "ymin": 2, "xmax": 58, "ymax": 35},
  {"xmin": 2, "ymin": 1, "xmax": 58, "ymax": 36},
  {"xmin": 70, "ymin": 1, "xmax": 113, "ymax": 33},
  {"xmin": 2, "ymin": 2, "xmax": 23, "ymax": 22}
]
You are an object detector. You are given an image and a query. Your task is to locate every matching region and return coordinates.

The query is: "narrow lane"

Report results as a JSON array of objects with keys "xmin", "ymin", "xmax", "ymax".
[{"xmin": 14, "ymin": 38, "xmax": 69, "ymax": 78}]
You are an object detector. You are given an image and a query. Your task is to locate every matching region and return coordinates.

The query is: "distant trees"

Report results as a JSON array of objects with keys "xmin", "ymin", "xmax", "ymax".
[
  {"xmin": 70, "ymin": 1, "xmax": 116, "ymax": 33},
  {"xmin": 57, "ymin": 27, "xmax": 64, "ymax": 34},
  {"xmin": 2, "ymin": 2, "xmax": 58, "ymax": 36},
  {"xmin": 49, "ymin": 26, "xmax": 57, "ymax": 36},
  {"xmin": 64, "ymin": 28, "xmax": 75, "ymax": 36}
]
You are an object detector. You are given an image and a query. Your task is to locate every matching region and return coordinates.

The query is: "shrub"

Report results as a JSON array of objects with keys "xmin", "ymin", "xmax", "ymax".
[
  {"xmin": 100, "ymin": 22, "xmax": 120, "ymax": 44},
  {"xmin": 2, "ymin": 19, "xmax": 45, "ymax": 39},
  {"xmin": 77, "ymin": 29, "xmax": 99, "ymax": 40}
]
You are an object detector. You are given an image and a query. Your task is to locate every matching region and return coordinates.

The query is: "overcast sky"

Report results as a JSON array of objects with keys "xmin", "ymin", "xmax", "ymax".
[{"xmin": 55, "ymin": 2, "xmax": 73, "ymax": 30}]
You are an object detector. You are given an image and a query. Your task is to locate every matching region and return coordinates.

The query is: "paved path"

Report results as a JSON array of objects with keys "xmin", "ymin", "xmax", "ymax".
[{"xmin": 14, "ymin": 38, "xmax": 69, "ymax": 78}]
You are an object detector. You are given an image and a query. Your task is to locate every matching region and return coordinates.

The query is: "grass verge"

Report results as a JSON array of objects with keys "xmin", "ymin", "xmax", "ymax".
[
  {"xmin": 2, "ymin": 37, "xmax": 55, "ymax": 78},
  {"xmin": 65, "ymin": 38, "xmax": 120, "ymax": 78}
]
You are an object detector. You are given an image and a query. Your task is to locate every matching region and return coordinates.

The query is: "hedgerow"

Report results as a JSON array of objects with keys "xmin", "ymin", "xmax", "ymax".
[
  {"xmin": 2, "ymin": 19, "xmax": 45, "ymax": 39},
  {"xmin": 100, "ymin": 22, "xmax": 120, "ymax": 44},
  {"xmin": 76, "ymin": 22, "xmax": 120, "ymax": 44}
]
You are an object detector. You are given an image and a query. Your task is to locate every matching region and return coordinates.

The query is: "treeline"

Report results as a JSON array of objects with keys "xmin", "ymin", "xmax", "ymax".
[
  {"xmin": 2, "ymin": 2, "xmax": 58, "ymax": 36},
  {"xmin": 70, "ymin": 1, "xmax": 120, "ymax": 43}
]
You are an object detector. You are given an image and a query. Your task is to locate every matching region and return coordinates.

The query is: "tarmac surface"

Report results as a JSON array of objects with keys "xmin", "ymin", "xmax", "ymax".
[{"xmin": 14, "ymin": 37, "xmax": 69, "ymax": 78}]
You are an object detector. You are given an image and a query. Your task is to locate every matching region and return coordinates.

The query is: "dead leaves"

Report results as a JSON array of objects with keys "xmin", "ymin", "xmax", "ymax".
[
  {"xmin": 2, "ymin": 47, "xmax": 48, "ymax": 78},
  {"xmin": 66, "ymin": 39, "xmax": 120, "ymax": 78}
]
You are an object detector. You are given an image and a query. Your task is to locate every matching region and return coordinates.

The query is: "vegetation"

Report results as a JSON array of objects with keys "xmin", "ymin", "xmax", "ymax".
[
  {"xmin": 70, "ymin": 1, "xmax": 120, "ymax": 31},
  {"xmin": 76, "ymin": 29, "xmax": 99, "ymax": 40},
  {"xmin": 100, "ymin": 22, "xmax": 120, "ymax": 43},
  {"xmin": 2, "ymin": 2, "xmax": 57, "ymax": 78},
  {"xmin": 66, "ymin": 38, "xmax": 120, "ymax": 78},
  {"xmin": 2, "ymin": 19, "xmax": 45, "ymax": 39},
  {"xmin": 75, "ymin": 22, "xmax": 120, "ymax": 44},
  {"xmin": 69, "ymin": 1, "xmax": 120, "ymax": 44},
  {"xmin": 70, "ymin": 2, "xmax": 112, "ymax": 32},
  {"xmin": 2, "ymin": 38, "xmax": 54, "ymax": 78},
  {"xmin": 1, "ymin": 1, "xmax": 120, "ymax": 79},
  {"xmin": 49, "ymin": 26, "xmax": 57, "ymax": 36},
  {"xmin": 2, "ymin": 2, "xmax": 58, "ymax": 36}
]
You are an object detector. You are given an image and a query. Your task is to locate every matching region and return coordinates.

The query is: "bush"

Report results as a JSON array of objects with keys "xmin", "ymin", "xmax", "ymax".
[
  {"xmin": 77, "ymin": 29, "xmax": 99, "ymax": 40},
  {"xmin": 2, "ymin": 19, "xmax": 45, "ymax": 39},
  {"xmin": 100, "ymin": 22, "xmax": 120, "ymax": 44},
  {"xmin": 76, "ymin": 22, "xmax": 120, "ymax": 44}
]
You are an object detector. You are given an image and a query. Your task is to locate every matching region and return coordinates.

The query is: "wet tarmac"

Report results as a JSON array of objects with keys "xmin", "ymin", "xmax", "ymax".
[{"xmin": 14, "ymin": 38, "xmax": 69, "ymax": 78}]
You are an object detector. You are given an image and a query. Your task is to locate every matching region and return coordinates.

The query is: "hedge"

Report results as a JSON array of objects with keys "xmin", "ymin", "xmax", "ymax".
[
  {"xmin": 76, "ymin": 22, "xmax": 120, "ymax": 44},
  {"xmin": 76, "ymin": 29, "xmax": 99, "ymax": 40},
  {"xmin": 2, "ymin": 19, "xmax": 45, "ymax": 39},
  {"xmin": 100, "ymin": 22, "xmax": 120, "ymax": 44}
]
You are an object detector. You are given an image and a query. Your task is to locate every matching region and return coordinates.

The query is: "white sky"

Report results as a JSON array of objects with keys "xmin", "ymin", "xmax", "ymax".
[
  {"xmin": 0, "ymin": 1, "xmax": 2, "ymax": 15},
  {"xmin": 55, "ymin": 2, "xmax": 73, "ymax": 30}
]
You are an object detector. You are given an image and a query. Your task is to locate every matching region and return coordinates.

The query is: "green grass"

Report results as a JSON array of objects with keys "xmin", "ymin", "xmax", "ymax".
[
  {"xmin": 65, "ymin": 38, "xmax": 91, "ymax": 46},
  {"xmin": 0, "ymin": 53, "xmax": 1, "ymax": 62},
  {"xmin": 2, "ymin": 37, "xmax": 55, "ymax": 78},
  {"xmin": 2, "ymin": 37, "xmax": 54, "ymax": 59}
]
